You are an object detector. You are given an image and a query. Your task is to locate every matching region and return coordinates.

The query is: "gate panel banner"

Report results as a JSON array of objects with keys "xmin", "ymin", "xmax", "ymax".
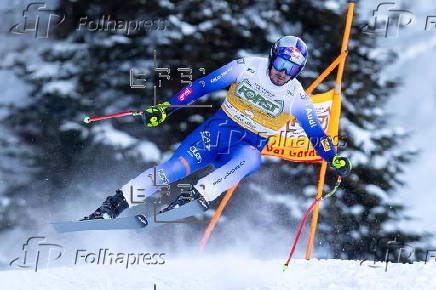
[{"xmin": 261, "ymin": 89, "xmax": 340, "ymax": 162}]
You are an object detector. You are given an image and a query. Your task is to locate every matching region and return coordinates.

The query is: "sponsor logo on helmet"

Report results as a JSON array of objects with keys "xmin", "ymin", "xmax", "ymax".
[
  {"xmin": 177, "ymin": 87, "xmax": 192, "ymax": 101},
  {"xmin": 280, "ymin": 47, "xmax": 305, "ymax": 65},
  {"xmin": 289, "ymin": 47, "xmax": 301, "ymax": 59},
  {"xmin": 295, "ymin": 39, "xmax": 307, "ymax": 55}
]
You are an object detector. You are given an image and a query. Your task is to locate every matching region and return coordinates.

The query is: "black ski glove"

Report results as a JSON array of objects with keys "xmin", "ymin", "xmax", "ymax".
[
  {"xmin": 142, "ymin": 101, "xmax": 171, "ymax": 127},
  {"xmin": 329, "ymin": 155, "xmax": 352, "ymax": 177}
]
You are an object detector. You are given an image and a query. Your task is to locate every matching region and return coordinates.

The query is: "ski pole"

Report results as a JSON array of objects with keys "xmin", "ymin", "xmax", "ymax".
[
  {"xmin": 282, "ymin": 176, "xmax": 342, "ymax": 271},
  {"xmin": 83, "ymin": 111, "xmax": 143, "ymax": 124}
]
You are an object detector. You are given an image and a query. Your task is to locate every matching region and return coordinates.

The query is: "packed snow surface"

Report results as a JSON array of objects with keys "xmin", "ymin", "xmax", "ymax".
[{"xmin": 1, "ymin": 255, "xmax": 435, "ymax": 290}]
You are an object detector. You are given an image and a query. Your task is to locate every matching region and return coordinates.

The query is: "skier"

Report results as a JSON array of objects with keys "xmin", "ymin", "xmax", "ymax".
[{"xmin": 82, "ymin": 36, "xmax": 352, "ymax": 220}]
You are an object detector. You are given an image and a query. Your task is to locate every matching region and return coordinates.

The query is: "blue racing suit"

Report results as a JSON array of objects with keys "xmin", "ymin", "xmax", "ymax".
[{"xmin": 121, "ymin": 56, "xmax": 337, "ymax": 204}]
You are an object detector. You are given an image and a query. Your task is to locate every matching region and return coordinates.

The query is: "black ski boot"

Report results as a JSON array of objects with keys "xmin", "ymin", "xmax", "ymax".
[
  {"xmin": 160, "ymin": 186, "xmax": 209, "ymax": 214},
  {"xmin": 81, "ymin": 189, "xmax": 129, "ymax": 220}
]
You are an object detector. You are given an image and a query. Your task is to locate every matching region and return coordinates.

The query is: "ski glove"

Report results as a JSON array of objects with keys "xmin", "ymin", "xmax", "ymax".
[
  {"xmin": 142, "ymin": 101, "xmax": 171, "ymax": 127},
  {"xmin": 329, "ymin": 155, "xmax": 352, "ymax": 177}
]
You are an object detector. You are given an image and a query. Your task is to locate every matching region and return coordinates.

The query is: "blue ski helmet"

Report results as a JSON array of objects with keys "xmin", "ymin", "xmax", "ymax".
[{"xmin": 268, "ymin": 36, "xmax": 308, "ymax": 79}]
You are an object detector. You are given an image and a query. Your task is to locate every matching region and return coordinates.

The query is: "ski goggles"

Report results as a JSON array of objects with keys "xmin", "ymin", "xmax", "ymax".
[{"xmin": 272, "ymin": 56, "xmax": 303, "ymax": 77}]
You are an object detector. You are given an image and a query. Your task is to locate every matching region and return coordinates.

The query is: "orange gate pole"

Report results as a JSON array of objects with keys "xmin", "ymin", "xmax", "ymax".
[
  {"xmin": 305, "ymin": 1, "xmax": 355, "ymax": 259},
  {"xmin": 198, "ymin": 183, "xmax": 239, "ymax": 251}
]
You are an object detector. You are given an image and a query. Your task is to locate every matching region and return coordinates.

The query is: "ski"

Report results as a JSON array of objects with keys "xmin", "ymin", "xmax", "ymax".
[{"xmin": 51, "ymin": 198, "xmax": 209, "ymax": 233}]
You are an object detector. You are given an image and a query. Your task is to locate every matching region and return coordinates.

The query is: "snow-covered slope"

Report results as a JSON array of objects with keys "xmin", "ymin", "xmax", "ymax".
[{"xmin": 2, "ymin": 256, "xmax": 435, "ymax": 290}]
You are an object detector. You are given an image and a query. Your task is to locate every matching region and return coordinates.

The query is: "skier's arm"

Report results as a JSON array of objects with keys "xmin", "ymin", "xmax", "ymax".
[
  {"xmin": 291, "ymin": 93, "xmax": 337, "ymax": 163},
  {"xmin": 166, "ymin": 59, "xmax": 244, "ymax": 113},
  {"xmin": 142, "ymin": 59, "xmax": 243, "ymax": 127}
]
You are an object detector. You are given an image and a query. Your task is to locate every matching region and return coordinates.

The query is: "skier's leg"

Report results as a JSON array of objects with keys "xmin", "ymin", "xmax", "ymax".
[
  {"xmin": 82, "ymin": 111, "xmax": 246, "ymax": 219},
  {"xmin": 82, "ymin": 130, "xmax": 218, "ymax": 220},
  {"xmin": 195, "ymin": 143, "xmax": 262, "ymax": 202},
  {"xmin": 119, "ymin": 112, "xmax": 247, "ymax": 206},
  {"xmin": 118, "ymin": 115, "xmax": 240, "ymax": 207},
  {"xmin": 119, "ymin": 157, "xmax": 190, "ymax": 207},
  {"xmin": 120, "ymin": 139, "xmax": 219, "ymax": 207},
  {"xmin": 155, "ymin": 114, "xmax": 258, "ymax": 213}
]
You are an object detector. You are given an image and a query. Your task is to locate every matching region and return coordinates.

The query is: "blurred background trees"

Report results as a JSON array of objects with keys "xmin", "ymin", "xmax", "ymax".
[{"xmin": 0, "ymin": 0, "xmax": 432, "ymax": 261}]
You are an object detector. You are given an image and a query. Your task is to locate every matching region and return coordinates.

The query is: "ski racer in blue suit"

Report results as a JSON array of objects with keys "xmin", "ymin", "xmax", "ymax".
[{"xmin": 82, "ymin": 36, "xmax": 352, "ymax": 220}]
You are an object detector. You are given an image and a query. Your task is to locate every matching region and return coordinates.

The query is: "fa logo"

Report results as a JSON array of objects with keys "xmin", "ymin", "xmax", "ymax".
[
  {"xmin": 9, "ymin": 236, "xmax": 64, "ymax": 272},
  {"xmin": 9, "ymin": 2, "xmax": 66, "ymax": 38},
  {"xmin": 361, "ymin": 2, "xmax": 414, "ymax": 38}
]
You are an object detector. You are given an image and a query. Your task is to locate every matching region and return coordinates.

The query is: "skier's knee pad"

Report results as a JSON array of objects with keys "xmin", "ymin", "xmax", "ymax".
[{"xmin": 197, "ymin": 144, "xmax": 261, "ymax": 202}]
